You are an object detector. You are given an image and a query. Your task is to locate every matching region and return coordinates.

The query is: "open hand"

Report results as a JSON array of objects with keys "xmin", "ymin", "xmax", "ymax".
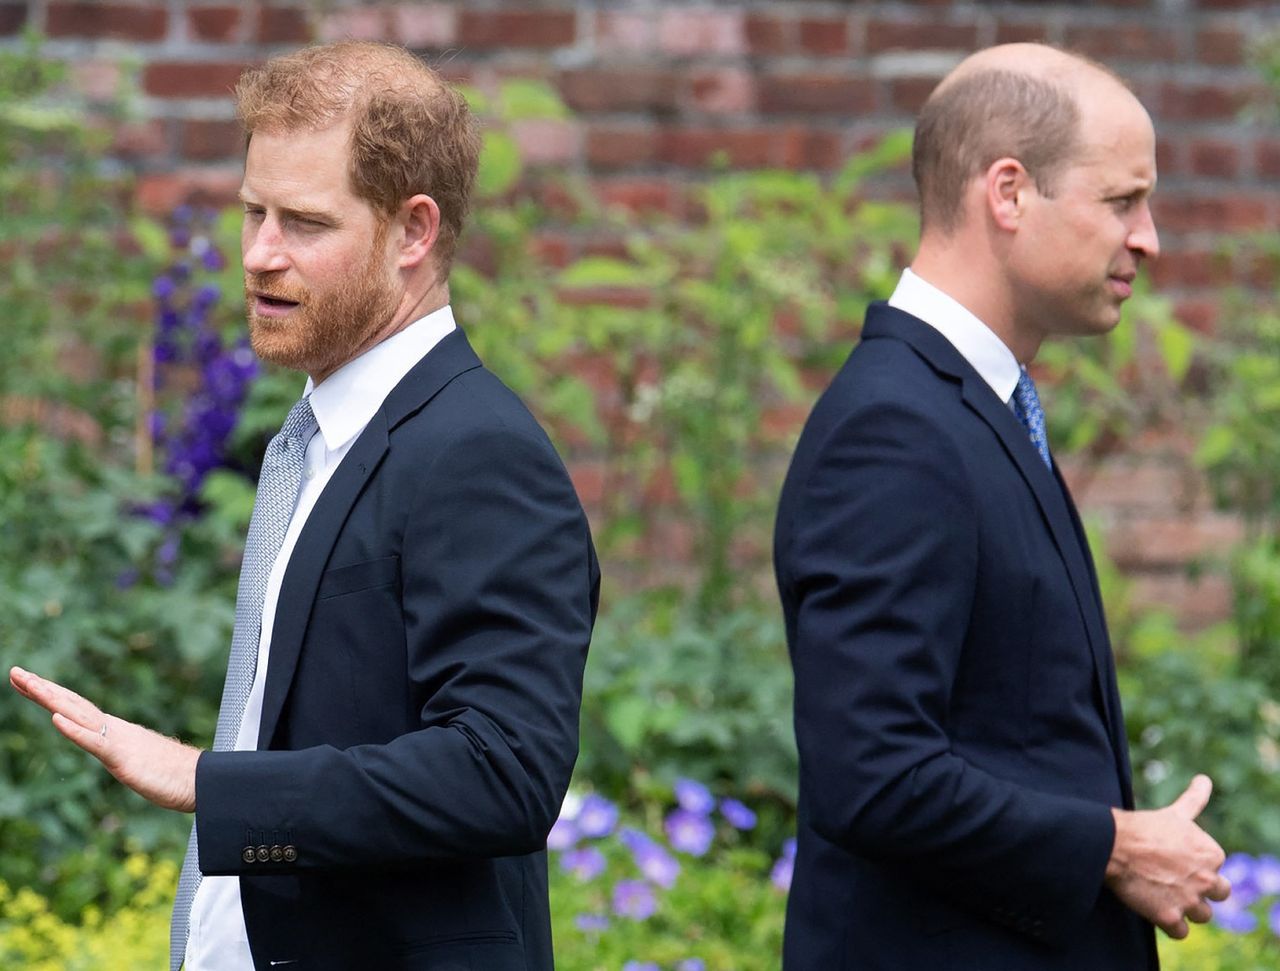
[
  {"xmin": 9, "ymin": 666, "xmax": 200, "ymax": 813},
  {"xmin": 1105, "ymin": 774, "xmax": 1230, "ymax": 939}
]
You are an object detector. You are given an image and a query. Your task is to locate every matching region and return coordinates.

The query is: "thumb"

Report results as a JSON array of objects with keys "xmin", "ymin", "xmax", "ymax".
[{"xmin": 1170, "ymin": 774, "xmax": 1213, "ymax": 820}]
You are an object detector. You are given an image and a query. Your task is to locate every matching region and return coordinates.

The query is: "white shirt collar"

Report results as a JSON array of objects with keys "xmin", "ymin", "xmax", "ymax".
[
  {"xmin": 304, "ymin": 305, "xmax": 457, "ymax": 452},
  {"xmin": 887, "ymin": 268, "xmax": 1022, "ymax": 404}
]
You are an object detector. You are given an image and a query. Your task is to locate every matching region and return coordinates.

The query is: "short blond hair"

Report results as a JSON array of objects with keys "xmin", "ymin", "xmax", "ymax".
[{"xmin": 236, "ymin": 41, "xmax": 480, "ymax": 270}]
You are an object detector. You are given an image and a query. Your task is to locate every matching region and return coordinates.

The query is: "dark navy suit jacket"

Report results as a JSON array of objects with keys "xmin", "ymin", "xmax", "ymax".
[
  {"xmin": 774, "ymin": 304, "xmax": 1157, "ymax": 970},
  {"xmin": 194, "ymin": 330, "xmax": 599, "ymax": 970}
]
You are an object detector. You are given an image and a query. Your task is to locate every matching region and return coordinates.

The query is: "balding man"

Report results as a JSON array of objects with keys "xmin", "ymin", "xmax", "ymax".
[
  {"xmin": 774, "ymin": 44, "xmax": 1228, "ymax": 969},
  {"xmin": 11, "ymin": 42, "xmax": 598, "ymax": 970}
]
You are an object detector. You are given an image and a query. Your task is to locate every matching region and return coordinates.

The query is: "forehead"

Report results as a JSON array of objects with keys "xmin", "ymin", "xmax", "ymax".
[
  {"xmin": 240, "ymin": 123, "xmax": 360, "ymax": 209},
  {"xmin": 1066, "ymin": 87, "xmax": 1157, "ymax": 187}
]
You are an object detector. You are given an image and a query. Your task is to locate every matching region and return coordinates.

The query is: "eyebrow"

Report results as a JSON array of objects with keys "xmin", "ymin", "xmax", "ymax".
[{"xmin": 236, "ymin": 191, "xmax": 340, "ymax": 225}]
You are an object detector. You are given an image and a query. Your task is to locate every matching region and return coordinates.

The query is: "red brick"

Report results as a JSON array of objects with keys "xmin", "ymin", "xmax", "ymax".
[
  {"xmin": 758, "ymin": 73, "xmax": 877, "ymax": 116},
  {"xmin": 556, "ymin": 285, "xmax": 653, "ymax": 310},
  {"xmin": 530, "ymin": 230, "xmax": 573, "ymax": 269},
  {"xmin": 318, "ymin": 6, "xmax": 386, "ymax": 42},
  {"xmin": 459, "ymin": 10, "xmax": 575, "ymax": 50},
  {"xmin": 658, "ymin": 127, "xmax": 777, "ymax": 169},
  {"xmin": 511, "ymin": 119, "xmax": 581, "ymax": 166},
  {"xmin": 799, "ymin": 18, "xmax": 849, "ymax": 56},
  {"xmin": 778, "ymin": 127, "xmax": 843, "ymax": 170},
  {"xmin": 586, "ymin": 125, "xmax": 658, "ymax": 170},
  {"xmin": 1155, "ymin": 140, "xmax": 1181, "ymax": 178},
  {"xmin": 1128, "ymin": 572, "xmax": 1232, "ymax": 629},
  {"xmin": 144, "ymin": 62, "xmax": 249, "ymax": 99},
  {"xmin": 1107, "ymin": 514, "xmax": 1243, "ymax": 569},
  {"xmin": 658, "ymin": 9, "xmax": 744, "ymax": 56},
  {"xmin": 687, "ymin": 68, "xmax": 755, "ymax": 114},
  {"xmin": 558, "ymin": 68, "xmax": 678, "ymax": 114},
  {"xmin": 1147, "ymin": 249, "xmax": 1234, "ymax": 290},
  {"xmin": 995, "ymin": 21, "xmax": 1053, "ymax": 45},
  {"xmin": 1187, "ymin": 137, "xmax": 1241, "ymax": 179},
  {"xmin": 568, "ymin": 461, "xmax": 606, "ymax": 505},
  {"xmin": 109, "ymin": 119, "xmax": 168, "ymax": 159},
  {"xmin": 135, "ymin": 170, "xmax": 241, "ymax": 215},
  {"xmin": 595, "ymin": 177, "xmax": 680, "ymax": 216},
  {"xmin": 890, "ymin": 76, "xmax": 938, "ymax": 114},
  {"xmin": 1196, "ymin": 26, "xmax": 1245, "ymax": 66},
  {"xmin": 1066, "ymin": 461, "xmax": 1189, "ymax": 513},
  {"xmin": 47, "ymin": 2, "xmax": 166, "ymax": 41},
  {"xmin": 181, "ymin": 119, "xmax": 243, "ymax": 161},
  {"xmin": 391, "ymin": 5, "xmax": 456, "ymax": 47},
  {"xmin": 257, "ymin": 6, "xmax": 310, "ymax": 43},
  {"xmin": 188, "ymin": 5, "xmax": 238, "ymax": 41},
  {"xmin": 594, "ymin": 12, "xmax": 656, "ymax": 54},
  {"xmin": 1172, "ymin": 297, "xmax": 1219, "ymax": 335},
  {"xmin": 866, "ymin": 20, "xmax": 977, "ymax": 53},
  {"xmin": 0, "ymin": 2, "xmax": 26, "ymax": 35},
  {"xmin": 1153, "ymin": 192, "xmax": 1276, "ymax": 233},
  {"xmin": 1256, "ymin": 139, "xmax": 1280, "ymax": 179},
  {"xmin": 1159, "ymin": 81, "xmax": 1256, "ymax": 121},
  {"xmin": 744, "ymin": 13, "xmax": 788, "ymax": 55},
  {"xmin": 1063, "ymin": 25, "xmax": 1178, "ymax": 61},
  {"xmin": 72, "ymin": 60, "xmax": 122, "ymax": 101}
]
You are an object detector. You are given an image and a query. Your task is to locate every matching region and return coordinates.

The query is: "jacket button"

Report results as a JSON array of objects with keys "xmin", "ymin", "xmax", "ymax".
[
  {"xmin": 242, "ymin": 847, "xmax": 256, "ymax": 864},
  {"xmin": 256, "ymin": 845, "xmax": 270, "ymax": 863},
  {"xmin": 270, "ymin": 845, "xmax": 284, "ymax": 863},
  {"xmin": 283, "ymin": 845, "xmax": 298, "ymax": 863}
]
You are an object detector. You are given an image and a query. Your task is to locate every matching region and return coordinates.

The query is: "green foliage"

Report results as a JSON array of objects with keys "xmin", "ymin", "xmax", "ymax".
[
  {"xmin": 1158, "ymin": 924, "xmax": 1278, "ymax": 971},
  {"xmin": 578, "ymin": 596, "xmax": 796, "ymax": 804}
]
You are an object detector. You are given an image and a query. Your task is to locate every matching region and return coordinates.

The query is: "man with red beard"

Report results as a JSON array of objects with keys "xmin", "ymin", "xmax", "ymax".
[{"xmin": 10, "ymin": 42, "xmax": 599, "ymax": 971}]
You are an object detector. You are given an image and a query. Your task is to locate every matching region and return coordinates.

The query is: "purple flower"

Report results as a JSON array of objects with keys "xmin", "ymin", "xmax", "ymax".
[
  {"xmin": 666, "ymin": 808, "xmax": 715, "ymax": 857},
  {"xmin": 560, "ymin": 846, "xmax": 606, "ymax": 882},
  {"xmin": 621, "ymin": 828, "xmax": 680, "ymax": 887},
  {"xmin": 771, "ymin": 838, "xmax": 797, "ymax": 892},
  {"xmin": 1223, "ymin": 853, "xmax": 1260, "ymax": 907},
  {"xmin": 1255, "ymin": 855, "xmax": 1280, "ymax": 896},
  {"xmin": 1214, "ymin": 896, "xmax": 1258, "ymax": 934},
  {"xmin": 151, "ymin": 275, "xmax": 176, "ymax": 300},
  {"xmin": 114, "ymin": 569, "xmax": 139, "ymax": 590},
  {"xmin": 674, "ymin": 778, "xmax": 714, "ymax": 815},
  {"xmin": 613, "ymin": 880, "xmax": 656, "ymax": 921},
  {"xmin": 546, "ymin": 816, "xmax": 577, "ymax": 851},
  {"xmin": 622, "ymin": 963, "xmax": 660, "ymax": 971},
  {"xmin": 720, "ymin": 797, "xmax": 757, "ymax": 831},
  {"xmin": 577, "ymin": 794, "xmax": 618, "ymax": 838},
  {"xmin": 676, "ymin": 961, "xmax": 706, "ymax": 971},
  {"xmin": 574, "ymin": 913, "xmax": 609, "ymax": 932}
]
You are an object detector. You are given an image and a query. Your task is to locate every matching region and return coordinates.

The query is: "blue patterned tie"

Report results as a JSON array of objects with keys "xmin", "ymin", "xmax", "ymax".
[
  {"xmin": 1012, "ymin": 368, "xmax": 1052, "ymax": 469},
  {"xmin": 170, "ymin": 395, "xmax": 317, "ymax": 970}
]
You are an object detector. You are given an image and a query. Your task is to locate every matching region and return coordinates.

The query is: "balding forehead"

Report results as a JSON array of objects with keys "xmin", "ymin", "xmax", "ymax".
[{"xmin": 936, "ymin": 43, "xmax": 1112, "ymax": 98}]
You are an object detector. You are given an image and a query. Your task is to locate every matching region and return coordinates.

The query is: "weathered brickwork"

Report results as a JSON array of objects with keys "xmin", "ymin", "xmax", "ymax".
[{"xmin": 6, "ymin": 0, "xmax": 1279, "ymax": 626}]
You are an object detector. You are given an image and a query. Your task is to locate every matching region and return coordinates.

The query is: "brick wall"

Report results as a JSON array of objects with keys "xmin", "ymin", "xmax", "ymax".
[{"xmin": 5, "ymin": 0, "xmax": 1277, "ymax": 626}]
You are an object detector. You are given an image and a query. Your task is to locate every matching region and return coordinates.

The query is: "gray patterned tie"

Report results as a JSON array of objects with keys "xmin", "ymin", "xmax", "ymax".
[{"xmin": 170, "ymin": 395, "xmax": 317, "ymax": 970}]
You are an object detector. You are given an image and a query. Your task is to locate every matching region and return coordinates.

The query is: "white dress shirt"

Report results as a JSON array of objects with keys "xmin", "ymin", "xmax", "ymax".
[
  {"xmin": 888, "ymin": 267, "xmax": 1022, "ymax": 405},
  {"xmin": 184, "ymin": 306, "xmax": 457, "ymax": 970}
]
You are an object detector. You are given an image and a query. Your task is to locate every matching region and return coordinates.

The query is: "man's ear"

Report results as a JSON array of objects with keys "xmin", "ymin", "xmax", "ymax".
[
  {"xmin": 985, "ymin": 157, "xmax": 1031, "ymax": 233},
  {"xmin": 395, "ymin": 194, "xmax": 441, "ymax": 270}
]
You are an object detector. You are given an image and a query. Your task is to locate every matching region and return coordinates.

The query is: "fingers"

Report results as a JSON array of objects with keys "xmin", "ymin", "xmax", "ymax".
[
  {"xmin": 1184, "ymin": 899, "xmax": 1214, "ymax": 925},
  {"xmin": 1160, "ymin": 916, "xmax": 1189, "ymax": 940},
  {"xmin": 10, "ymin": 666, "xmax": 105, "ymax": 729},
  {"xmin": 1169, "ymin": 774, "xmax": 1213, "ymax": 820},
  {"xmin": 51, "ymin": 711, "xmax": 111, "ymax": 761},
  {"xmin": 1205, "ymin": 875, "xmax": 1232, "ymax": 902}
]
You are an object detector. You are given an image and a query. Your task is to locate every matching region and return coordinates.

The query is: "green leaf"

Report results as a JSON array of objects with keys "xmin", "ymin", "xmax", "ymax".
[
  {"xmin": 476, "ymin": 130, "xmax": 521, "ymax": 198},
  {"xmin": 497, "ymin": 79, "xmax": 569, "ymax": 121},
  {"xmin": 1156, "ymin": 320, "xmax": 1196, "ymax": 382}
]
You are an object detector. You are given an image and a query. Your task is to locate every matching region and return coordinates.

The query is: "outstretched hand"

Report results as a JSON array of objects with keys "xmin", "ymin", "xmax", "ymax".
[
  {"xmin": 1106, "ymin": 774, "xmax": 1230, "ymax": 940},
  {"xmin": 9, "ymin": 666, "xmax": 200, "ymax": 813}
]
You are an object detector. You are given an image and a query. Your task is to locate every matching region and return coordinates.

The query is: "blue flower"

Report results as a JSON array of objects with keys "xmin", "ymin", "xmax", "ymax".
[
  {"xmin": 577, "ymin": 793, "xmax": 619, "ymax": 838},
  {"xmin": 621, "ymin": 828, "xmax": 680, "ymax": 887},
  {"xmin": 574, "ymin": 913, "xmax": 609, "ymax": 932},
  {"xmin": 1255, "ymin": 854, "xmax": 1280, "ymax": 896},
  {"xmin": 1214, "ymin": 896, "xmax": 1258, "ymax": 934},
  {"xmin": 720, "ymin": 797, "xmax": 757, "ymax": 831},
  {"xmin": 676, "ymin": 960, "xmax": 706, "ymax": 971},
  {"xmin": 612, "ymin": 880, "xmax": 657, "ymax": 921},
  {"xmin": 674, "ymin": 778, "xmax": 714, "ymax": 815},
  {"xmin": 1222, "ymin": 853, "xmax": 1260, "ymax": 907},
  {"xmin": 151, "ymin": 275, "xmax": 176, "ymax": 300},
  {"xmin": 665, "ymin": 808, "xmax": 715, "ymax": 857},
  {"xmin": 771, "ymin": 838, "xmax": 796, "ymax": 892},
  {"xmin": 560, "ymin": 846, "xmax": 606, "ymax": 882},
  {"xmin": 622, "ymin": 963, "xmax": 660, "ymax": 971},
  {"xmin": 547, "ymin": 815, "xmax": 578, "ymax": 851}
]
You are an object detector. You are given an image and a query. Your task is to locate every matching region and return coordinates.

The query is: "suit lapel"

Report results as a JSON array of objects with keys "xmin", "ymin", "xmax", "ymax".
[
  {"xmin": 863, "ymin": 305, "xmax": 1124, "ymax": 754},
  {"xmin": 255, "ymin": 328, "xmax": 484, "ymax": 749}
]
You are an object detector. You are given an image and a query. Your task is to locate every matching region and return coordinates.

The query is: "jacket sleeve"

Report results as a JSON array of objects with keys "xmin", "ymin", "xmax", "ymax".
[
  {"xmin": 194, "ymin": 422, "xmax": 598, "ymax": 871},
  {"xmin": 779, "ymin": 400, "xmax": 1114, "ymax": 946}
]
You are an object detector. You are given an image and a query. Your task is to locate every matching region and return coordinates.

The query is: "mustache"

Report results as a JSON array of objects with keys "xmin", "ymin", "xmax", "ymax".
[{"xmin": 245, "ymin": 273, "xmax": 308, "ymax": 304}]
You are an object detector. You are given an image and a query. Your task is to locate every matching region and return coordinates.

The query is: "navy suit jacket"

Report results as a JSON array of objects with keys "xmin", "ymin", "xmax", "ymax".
[
  {"xmin": 193, "ymin": 330, "xmax": 599, "ymax": 970},
  {"xmin": 774, "ymin": 304, "xmax": 1157, "ymax": 970}
]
